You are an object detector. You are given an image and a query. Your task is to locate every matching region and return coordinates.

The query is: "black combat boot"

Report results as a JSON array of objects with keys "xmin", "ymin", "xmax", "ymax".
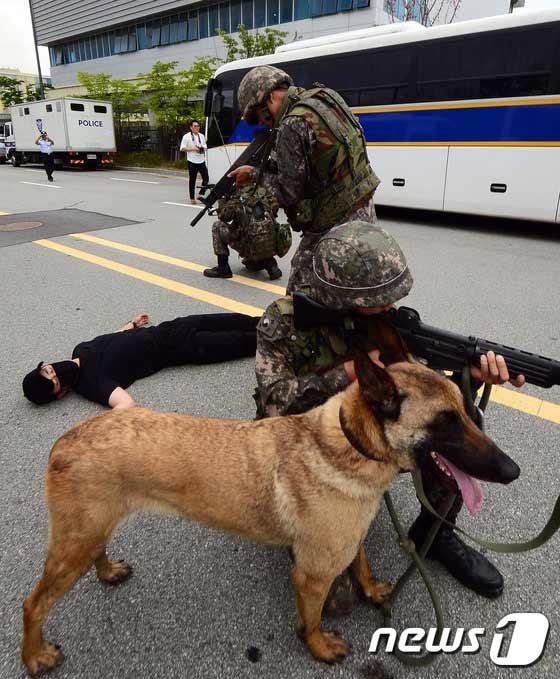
[
  {"xmin": 203, "ymin": 255, "xmax": 232, "ymax": 279},
  {"xmin": 408, "ymin": 508, "xmax": 504, "ymax": 598},
  {"xmin": 263, "ymin": 258, "xmax": 282, "ymax": 281}
]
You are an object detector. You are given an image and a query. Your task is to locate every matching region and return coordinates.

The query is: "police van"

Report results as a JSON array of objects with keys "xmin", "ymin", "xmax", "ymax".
[{"xmin": 7, "ymin": 97, "xmax": 116, "ymax": 168}]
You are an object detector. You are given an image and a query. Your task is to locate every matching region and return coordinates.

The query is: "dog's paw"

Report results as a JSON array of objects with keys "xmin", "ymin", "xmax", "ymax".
[
  {"xmin": 24, "ymin": 640, "xmax": 64, "ymax": 676},
  {"xmin": 98, "ymin": 559, "xmax": 132, "ymax": 586},
  {"xmin": 307, "ymin": 629, "xmax": 350, "ymax": 664},
  {"xmin": 360, "ymin": 578, "xmax": 393, "ymax": 604}
]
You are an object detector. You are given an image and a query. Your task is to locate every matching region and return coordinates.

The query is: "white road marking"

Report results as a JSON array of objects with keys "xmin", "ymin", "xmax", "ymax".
[
  {"xmin": 20, "ymin": 181, "xmax": 61, "ymax": 189},
  {"xmin": 111, "ymin": 177, "xmax": 160, "ymax": 185},
  {"xmin": 162, "ymin": 201, "xmax": 204, "ymax": 209}
]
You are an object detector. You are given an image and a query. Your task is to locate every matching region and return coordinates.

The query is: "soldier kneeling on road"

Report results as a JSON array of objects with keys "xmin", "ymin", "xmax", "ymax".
[{"xmin": 203, "ymin": 184, "xmax": 291, "ymax": 281}]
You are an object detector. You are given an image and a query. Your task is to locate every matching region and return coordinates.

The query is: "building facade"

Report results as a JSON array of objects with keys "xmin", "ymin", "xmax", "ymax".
[
  {"xmin": 32, "ymin": 0, "xmax": 395, "ymax": 90},
  {"xmin": 0, "ymin": 68, "xmax": 53, "ymax": 113}
]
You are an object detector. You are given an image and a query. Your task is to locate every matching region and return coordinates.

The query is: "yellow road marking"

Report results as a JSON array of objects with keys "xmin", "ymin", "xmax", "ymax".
[
  {"xmin": 33, "ymin": 237, "xmax": 560, "ymax": 425},
  {"xmin": 33, "ymin": 239, "xmax": 262, "ymax": 317},
  {"xmin": 490, "ymin": 385, "xmax": 560, "ymax": 424},
  {"xmin": 70, "ymin": 232, "xmax": 286, "ymax": 295}
]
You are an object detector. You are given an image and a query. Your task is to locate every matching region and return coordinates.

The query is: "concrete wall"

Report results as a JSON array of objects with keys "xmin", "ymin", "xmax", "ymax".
[{"xmin": 49, "ymin": 6, "xmax": 385, "ymax": 88}]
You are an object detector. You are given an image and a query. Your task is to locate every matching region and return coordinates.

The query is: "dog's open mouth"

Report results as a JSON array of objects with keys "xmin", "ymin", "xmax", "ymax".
[{"xmin": 430, "ymin": 451, "xmax": 483, "ymax": 515}]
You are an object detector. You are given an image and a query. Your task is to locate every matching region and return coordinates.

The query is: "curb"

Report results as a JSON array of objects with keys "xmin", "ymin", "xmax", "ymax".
[{"xmin": 114, "ymin": 165, "xmax": 188, "ymax": 178}]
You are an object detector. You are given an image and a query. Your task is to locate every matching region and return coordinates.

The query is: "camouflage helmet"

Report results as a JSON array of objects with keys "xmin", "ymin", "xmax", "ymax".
[
  {"xmin": 238, "ymin": 66, "xmax": 293, "ymax": 124},
  {"xmin": 312, "ymin": 221, "xmax": 413, "ymax": 310}
]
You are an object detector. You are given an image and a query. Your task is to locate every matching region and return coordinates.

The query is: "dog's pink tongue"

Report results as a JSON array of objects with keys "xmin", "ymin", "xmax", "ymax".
[{"xmin": 438, "ymin": 454, "xmax": 484, "ymax": 515}]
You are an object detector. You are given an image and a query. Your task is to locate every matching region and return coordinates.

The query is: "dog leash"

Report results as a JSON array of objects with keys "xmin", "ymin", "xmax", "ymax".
[{"xmin": 381, "ymin": 368, "xmax": 560, "ymax": 666}]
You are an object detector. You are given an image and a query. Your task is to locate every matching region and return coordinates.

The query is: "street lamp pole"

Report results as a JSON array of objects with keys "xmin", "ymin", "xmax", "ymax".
[{"xmin": 28, "ymin": 0, "xmax": 46, "ymax": 99}]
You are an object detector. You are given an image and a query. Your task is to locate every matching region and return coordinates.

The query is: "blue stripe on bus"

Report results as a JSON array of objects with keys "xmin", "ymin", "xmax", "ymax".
[
  {"xmin": 356, "ymin": 103, "xmax": 560, "ymax": 143},
  {"xmin": 227, "ymin": 101, "xmax": 560, "ymax": 144}
]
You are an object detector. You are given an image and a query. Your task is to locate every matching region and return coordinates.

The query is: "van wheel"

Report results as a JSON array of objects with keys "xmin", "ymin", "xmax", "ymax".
[{"xmin": 11, "ymin": 154, "xmax": 21, "ymax": 167}]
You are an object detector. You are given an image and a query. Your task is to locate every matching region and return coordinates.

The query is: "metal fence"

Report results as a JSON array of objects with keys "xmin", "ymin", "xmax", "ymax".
[{"xmin": 116, "ymin": 122, "xmax": 182, "ymax": 160}]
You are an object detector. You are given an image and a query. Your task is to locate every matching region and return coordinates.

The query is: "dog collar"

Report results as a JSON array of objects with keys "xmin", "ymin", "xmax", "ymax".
[{"xmin": 338, "ymin": 408, "xmax": 386, "ymax": 464}]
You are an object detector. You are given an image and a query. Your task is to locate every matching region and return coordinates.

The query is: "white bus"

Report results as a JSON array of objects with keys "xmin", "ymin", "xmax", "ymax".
[{"xmin": 205, "ymin": 9, "xmax": 560, "ymax": 223}]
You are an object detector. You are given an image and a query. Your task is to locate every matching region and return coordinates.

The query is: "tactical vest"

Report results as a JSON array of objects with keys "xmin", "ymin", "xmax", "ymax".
[
  {"xmin": 281, "ymin": 86, "xmax": 380, "ymax": 233},
  {"xmin": 219, "ymin": 187, "xmax": 291, "ymax": 261},
  {"xmin": 272, "ymin": 297, "xmax": 351, "ymax": 377}
]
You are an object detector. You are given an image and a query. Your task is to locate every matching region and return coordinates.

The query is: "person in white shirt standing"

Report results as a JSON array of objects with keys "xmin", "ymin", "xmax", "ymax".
[
  {"xmin": 35, "ymin": 131, "xmax": 55, "ymax": 182},
  {"xmin": 180, "ymin": 120, "xmax": 209, "ymax": 205}
]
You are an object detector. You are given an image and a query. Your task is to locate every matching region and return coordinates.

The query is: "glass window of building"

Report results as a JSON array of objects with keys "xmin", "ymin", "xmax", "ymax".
[
  {"xmin": 242, "ymin": 0, "xmax": 254, "ymax": 28},
  {"xmin": 353, "ymin": 0, "xmax": 370, "ymax": 7},
  {"xmin": 128, "ymin": 27, "xmax": 137, "ymax": 51},
  {"xmin": 178, "ymin": 13, "xmax": 188, "ymax": 41},
  {"xmin": 108, "ymin": 32, "xmax": 115, "ymax": 55},
  {"xmin": 231, "ymin": 0, "xmax": 241, "ymax": 31},
  {"xmin": 267, "ymin": 0, "xmax": 280, "ymax": 24},
  {"xmin": 337, "ymin": 0, "xmax": 352, "ymax": 9},
  {"xmin": 255, "ymin": 0, "xmax": 266, "ymax": 27},
  {"xmin": 294, "ymin": 0, "xmax": 310, "ymax": 20},
  {"xmin": 188, "ymin": 11, "xmax": 199, "ymax": 40},
  {"xmin": 280, "ymin": 0, "xmax": 293, "ymax": 22},
  {"xmin": 199, "ymin": 7, "xmax": 209, "ymax": 37},
  {"xmin": 160, "ymin": 16, "xmax": 170, "ymax": 45},
  {"xmin": 210, "ymin": 5, "xmax": 220, "ymax": 35},
  {"xmin": 137, "ymin": 23, "xmax": 148, "ymax": 49},
  {"xmin": 169, "ymin": 15, "xmax": 179, "ymax": 43},
  {"xmin": 220, "ymin": 3, "xmax": 231, "ymax": 32}
]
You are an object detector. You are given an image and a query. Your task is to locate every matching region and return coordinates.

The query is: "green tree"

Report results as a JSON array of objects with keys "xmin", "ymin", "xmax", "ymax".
[
  {"xmin": 138, "ymin": 58, "xmax": 217, "ymax": 132},
  {"xmin": 77, "ymin": 72, "xmax": 141, "ymax": 134},
  {"xmin": 219, "ymin": 25, "xmax": 295, "ymax": 62},
  {"xmin": 0, "ymin": 76, "xmax": 24, "ymax": 108},
  {"xmin": 24, "ymin": 82, "xmax": 54, "ymax": 102}
]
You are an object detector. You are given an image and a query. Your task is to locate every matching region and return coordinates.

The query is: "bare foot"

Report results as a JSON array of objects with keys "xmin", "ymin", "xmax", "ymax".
[
  {"xmin": 306, "ymin": 629, "xmax": 350, "ymax": 663},
  {"xmin": 97, "ymin": 559, "xmax": 132, "ymax": 585},
  {"xmin": 24, "ymin": 640, "xmax": 64, "ymax": 676}
]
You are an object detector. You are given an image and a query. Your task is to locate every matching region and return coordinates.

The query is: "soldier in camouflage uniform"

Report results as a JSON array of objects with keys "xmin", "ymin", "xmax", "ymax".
[
  {"xmin": 255, "ymin": 221, "xmax": 525, "ymax": 613},
  {"xmin": 203, "ymin": 184, "xmax": 291, "ymax": 280},
  {"xmin": 230, "ymin": 65, "xmax": 379, "ymax": 293}
]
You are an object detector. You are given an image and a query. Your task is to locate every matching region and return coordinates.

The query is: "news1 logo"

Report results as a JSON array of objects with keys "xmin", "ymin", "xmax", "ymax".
[{"xmin": 369, "ymin": 613, "xmax": 550, "ymax": 666}]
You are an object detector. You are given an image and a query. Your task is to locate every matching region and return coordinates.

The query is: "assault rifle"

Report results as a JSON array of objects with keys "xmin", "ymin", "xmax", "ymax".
[
  {"xmin": 292, "ymin": 292, "xmax": 560, "ymax": 389},
  {"xmin": 190, "ymin": 129, "xmax": 273, "ymax": 227}
]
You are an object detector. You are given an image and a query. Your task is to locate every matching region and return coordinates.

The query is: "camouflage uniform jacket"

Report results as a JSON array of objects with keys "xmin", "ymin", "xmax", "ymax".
[{"xmin": 255, "ymin": 295, "xmax": 358, "ymax": 418}]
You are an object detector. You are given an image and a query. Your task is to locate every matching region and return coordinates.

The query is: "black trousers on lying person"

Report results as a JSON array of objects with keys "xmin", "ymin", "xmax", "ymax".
[
  {"xmin": 42, "ymin": 153, "xmax": 54, "ymax": 180},
  {"xmin": 156, "ymin": 313, "xmax": 259, "ymax": 367}
]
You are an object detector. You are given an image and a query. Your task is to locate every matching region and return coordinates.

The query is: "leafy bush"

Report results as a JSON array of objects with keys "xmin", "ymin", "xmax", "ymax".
[{"xmin": 114, "ymin": 151, "xmax": 188, "ymax": 170}]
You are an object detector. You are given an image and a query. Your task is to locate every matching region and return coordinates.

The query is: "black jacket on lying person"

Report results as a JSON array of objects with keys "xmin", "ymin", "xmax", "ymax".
[{"xmin": 23, "ymin": 313, "xmax": 259, "ymax": 408}]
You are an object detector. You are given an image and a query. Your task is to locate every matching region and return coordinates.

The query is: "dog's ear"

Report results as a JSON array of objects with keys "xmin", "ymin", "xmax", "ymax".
[
  {"xmin": 354, "ymin": 348, "xmax": 400, "ymax": 420},
  {"xmin": 365, "ymin": 316, "xmax": 409, "ymax": 366}
]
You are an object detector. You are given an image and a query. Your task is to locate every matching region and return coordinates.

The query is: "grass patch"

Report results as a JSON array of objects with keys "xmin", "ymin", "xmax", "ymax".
[{"xmin": 115, "ymin": 152, "xmax": 188, "ymax": 171}]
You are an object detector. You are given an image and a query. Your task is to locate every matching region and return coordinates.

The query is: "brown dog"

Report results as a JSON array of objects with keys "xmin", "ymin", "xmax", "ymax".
[{"xmin": 21, "ymin": 340, "xmax": 520, "ymax": 676}]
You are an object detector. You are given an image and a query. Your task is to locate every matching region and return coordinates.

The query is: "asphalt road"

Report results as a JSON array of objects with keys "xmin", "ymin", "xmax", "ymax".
[{"xmin": 0, "ymin": 164, "xmax": 559, "ymax": 679}]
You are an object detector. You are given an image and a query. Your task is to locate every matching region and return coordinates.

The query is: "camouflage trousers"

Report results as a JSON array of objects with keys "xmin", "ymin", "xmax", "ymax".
[
  {"xmin": 211, "ymin": 219, "xmax": 242, "ymax": 257},
  {"xmin": 286, "ymin": 195, "xmax": 378, "ymax": 293}
]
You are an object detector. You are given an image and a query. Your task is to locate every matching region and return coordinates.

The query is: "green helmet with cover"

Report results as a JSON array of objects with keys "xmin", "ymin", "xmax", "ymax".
[
  {"xmin": 237, "ymin": 66, "xmax": 293, "ymax": 124},
  {"xmin": 311, "ymin": 221, "xmax": 413, "ymax": 310}
]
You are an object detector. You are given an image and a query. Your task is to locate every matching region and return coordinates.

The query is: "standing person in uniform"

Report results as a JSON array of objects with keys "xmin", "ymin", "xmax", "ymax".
[
  {"xmin": 180, "ymin": 119, "xmax": 209, "ymax": 205},
  {"xmin": 35, "ymin": 131, "xmax": 54, "ymax": 182},
  {"xmin": 254, "ymin": 221, "xmax": 525, "ymax": 615},
  {"xmin": 203, "ymin": 183, "xmax": 288, "ymax": 280},
  {"xmin": 229, "ymin": 65, "xmax": 380, "ymax": 293}
]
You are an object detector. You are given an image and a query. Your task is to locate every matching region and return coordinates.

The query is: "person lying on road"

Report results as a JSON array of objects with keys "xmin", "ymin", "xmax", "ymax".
[{"xmin": 23, "ymin": 312, "xmax": 259, "ymax": 410}]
